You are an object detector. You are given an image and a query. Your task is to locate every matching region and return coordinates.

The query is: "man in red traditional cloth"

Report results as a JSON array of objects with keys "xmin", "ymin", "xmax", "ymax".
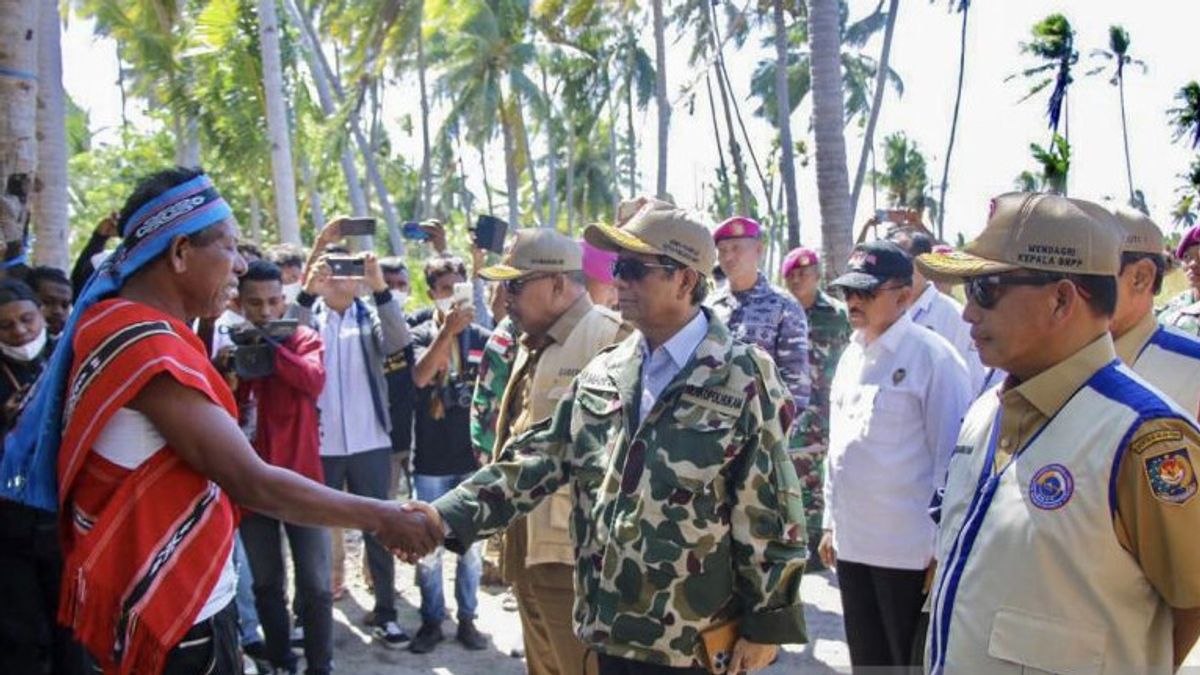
[{"xmin": 0, "ymin": 167, "xmax": 442, "ymax": 675}]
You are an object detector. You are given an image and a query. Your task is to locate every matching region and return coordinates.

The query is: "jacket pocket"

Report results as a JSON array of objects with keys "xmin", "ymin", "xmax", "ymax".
[{"xmin": 987, "ymin": 606, "xmax": 1106, "ymax": 675}]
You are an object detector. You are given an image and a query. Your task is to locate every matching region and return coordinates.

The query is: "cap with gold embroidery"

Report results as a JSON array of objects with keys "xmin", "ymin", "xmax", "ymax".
[
  {"xmin": 478, "ymin": 228, "xmax": 582, "ymax": 281},
  {"xmin": 584, "ymin": 197, "xmax": 716, "ymax": 276},
  {"xmin": 915, "ymin": 192, "xmax": 1124, "ymax": 283}
]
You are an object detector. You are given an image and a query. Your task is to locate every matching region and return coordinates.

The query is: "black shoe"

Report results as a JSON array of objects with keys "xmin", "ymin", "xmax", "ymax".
[
  {"xmin": 371, "ymin": 620, "xmax": 412, "ymax": 649},
  {"xmin": 408, "ymin": 622, "xmax": 444, "ymax": 654},
  {"xmin": 456, "ymin": 618, "xmax": 489, "ymax": 651}
]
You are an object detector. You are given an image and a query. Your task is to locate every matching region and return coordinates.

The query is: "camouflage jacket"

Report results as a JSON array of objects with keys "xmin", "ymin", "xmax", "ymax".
[
  {"xmin": 470, "ymin": 316, "xmax": 519, "ymax": 457},
  {"xmin": 790, "ymin": 291, "xmax": 851, "ymax": 454},
  {"xmin": 434, "ymin": 309, "xmax": 808, "ymax": 667},
  {"xmin": 709, "ymin": 273, "xmax": 811, "ymax": 412},
  {"xmin": 1157, "ymin": 289, "xmax": 1200, "ymax": 339}
]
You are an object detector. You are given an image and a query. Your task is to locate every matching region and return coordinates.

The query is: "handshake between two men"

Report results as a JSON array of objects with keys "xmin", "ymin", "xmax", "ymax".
[{"xmin": 376, "ymin": 500, "xmax": 446, "ymax": 562}]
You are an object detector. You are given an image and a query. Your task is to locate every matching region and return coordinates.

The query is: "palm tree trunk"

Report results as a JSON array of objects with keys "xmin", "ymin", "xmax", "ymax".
[
  {"xmin": 248, "ymin": 192, "xmax": 263, "ymax": 244},
  {"xmin": 0, "ymin": 0, "xmax": 38, "ymax": 254},
  {"xmin": 566, "ymin": 108, "xmax": 576, "ymax": 233},
  {"xmin": 32, "ymin": 0, "xmax": 68, "ymax": 270},
  {"xmin": 848, "ymin": 0, "xmax": 899, "ymax": 229},
  {"xmin": 936, "ymin": 4, "xmax": 969, "ymax": 240},
  {"xmin": 704, "ymin": 73, "xmax": 733, "ymax": 210},
  {"xmin": 626, "ymin": 67, "xmax": 637, "ymax": 197},
  {"xmin": 417, "ymin": 13, "xmax": 433, "ymax": 218},
  {"xmin": 1119, "ymin": 74, "xmax": 1134, "ymax": 200},
  {"xmin": 257, "ymin": 0, "xmax": 302, "ymax": 245},
  {"xmin": 706, "ymin": 1, "xmax": 751, "ymax": 215},
  {"xmin": 285, "ymin": 0, "xmax": 367, "ymax": 218},
  {"xmin": 299, "ymin": 154, "xmax": 325, "ymax": 231},
  {"xmin": 500, "ymin": 92, "xmax": 521, "ymax": 228},
  {"xmin": 808, "ymin": 0, "xmax": 854, "ymax": 281},
  {"xmin": 773, "ymin": 0, "xmax": 801, "ymax": 248},
  {"xmin": 651, "ymin": 0, "xmax": 670, "ymax": 199},
  {"xmin": 515, "ymin": 95, "xmax": 542, "ymax": 226},
  {"xmin": 541, "ymin": 65, "xmax": 558, "ymax": 228},
  {"xmin": 480, "ymin": 141, "xmax": 496, "ymax": 216},
  {"xmin": 609, "ymin": 89, "xmax": 619, "ymax": 215}
]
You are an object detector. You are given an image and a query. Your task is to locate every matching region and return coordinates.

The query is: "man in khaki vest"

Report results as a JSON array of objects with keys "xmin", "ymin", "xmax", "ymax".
[{"xmin": 479, "ymin": 229, "xmax": 632, "ymax": 675}]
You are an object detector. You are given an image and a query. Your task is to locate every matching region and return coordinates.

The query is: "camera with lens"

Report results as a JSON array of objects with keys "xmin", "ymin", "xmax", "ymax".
[
  {"xmin": 441, "ymin": 377, "xmax": 473, "ymax": 411},
  {"xmin": 224, "ymin": 319, "xmax": 298, "ymax": 380}
]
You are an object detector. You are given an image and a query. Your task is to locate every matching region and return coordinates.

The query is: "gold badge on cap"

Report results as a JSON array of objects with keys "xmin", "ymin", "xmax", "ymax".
[
  {"xmin": 892, "ymin": 368, "xmax": 907, "ymax": 385},
  {"xmin": 731, "ymin": 222, "xmax": 744, "ymax": 237}
]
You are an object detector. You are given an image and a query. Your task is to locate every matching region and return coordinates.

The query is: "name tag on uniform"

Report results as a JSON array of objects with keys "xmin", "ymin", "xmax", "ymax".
[
  {"xmin": 577, "ymin": 370, "xmax": 618, "ymax": 393},
  {"xmin": 681, "ymin": 385, "xmax": 745, "ymax": 417},
  {"xmin": 951, "ymin": 444, "xmax": 974, "ymax": 457}
]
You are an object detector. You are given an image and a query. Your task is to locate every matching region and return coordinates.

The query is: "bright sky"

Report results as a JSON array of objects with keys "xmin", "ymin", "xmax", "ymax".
[{"xmin": 61, "ymin": 0, "xmax": 1200, "ymax": 251}]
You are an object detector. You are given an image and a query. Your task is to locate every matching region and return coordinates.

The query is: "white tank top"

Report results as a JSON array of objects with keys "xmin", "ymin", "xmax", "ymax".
[{"xmin": 93, "ymin": 408, "xmax": 237, "ymax": 624}]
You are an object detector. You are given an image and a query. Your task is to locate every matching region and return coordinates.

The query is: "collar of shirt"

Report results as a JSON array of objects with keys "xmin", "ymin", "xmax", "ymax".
[
  {"xmin": 850, "ymin": 311, "xmax": 913, "ymax": 355},
  {"xmin": 639, "ymin": 309, "xmax": 709, "ymax": 371},
  {"xmin": 1004, "ymin": 333, "xmax": 1117, "ymax": 418},
  {"xmin": 1114, "ymin": 312, "xmax": 1160, "ymax": 366},
  {"xmin": 908, "ymin": 282, "xmax": 938, "ymax": 320}
]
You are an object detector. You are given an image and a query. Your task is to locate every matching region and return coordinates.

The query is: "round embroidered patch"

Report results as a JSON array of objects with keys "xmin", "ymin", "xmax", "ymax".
[{"xmin": 1029, "ymin": 464, "xmax": 1074, "ymax": 510}]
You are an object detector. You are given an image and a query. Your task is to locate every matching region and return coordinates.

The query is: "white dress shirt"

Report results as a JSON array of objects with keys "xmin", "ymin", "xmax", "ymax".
[
  {"xmin": 638, "ymin": 311, "xmax": 708, "ymax": 425},
  {"xmin": 824, "ymin": 312, "xmax": 972, "ymax": 570},
  {"xmin": 908, "ymin": 282, "xmax": 985, "ymax": 394},
  {"xmin": 316, "ymin": 305, "xmax": 392, "ymax": 456}
]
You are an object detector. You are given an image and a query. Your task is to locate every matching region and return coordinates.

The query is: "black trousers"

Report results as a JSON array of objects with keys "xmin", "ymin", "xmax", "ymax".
[
  {"xmin": 836, "ymin": 559, "xmax": 926, "ymax": 672},
  {"xmin": 86, "ymin": 601, "xmax": 240, "ymax": 674},
  {"xmin": 596, "ymin": 653, "xmax": 707, "ymax": 675}
]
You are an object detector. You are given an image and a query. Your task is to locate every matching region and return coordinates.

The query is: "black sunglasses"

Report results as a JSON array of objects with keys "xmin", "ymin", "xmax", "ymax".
[
  {"xmin": 965, "ymin": 274, "xmax": 1064, "ymax": 309},
  {"xmin": 611, "ymin": 258, "xmax": 679, "ymax": 282},
  {"xmin": 839, "ymin": 283, "xmax": 907, "ymax": 302},
  {"xmin": 502, "ymin": 273, "xmax": 554, "ymax": 294}
]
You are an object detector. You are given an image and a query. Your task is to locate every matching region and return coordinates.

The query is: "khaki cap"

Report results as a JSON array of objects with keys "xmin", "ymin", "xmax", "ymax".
[
  {"xmin": 583, "ymin": 198, "xmax": 716, "ymax": 275},
  {"xmin": 916, "ymin": 192, "xmax": 1124, "ymax": 283},
  {"xmin": 1111, "ymin": 207, "xmax": 1164, "ymax": 256},
  {"xmin": 478, "ymin": 228, "xmax": 582, "ymax": 281}
]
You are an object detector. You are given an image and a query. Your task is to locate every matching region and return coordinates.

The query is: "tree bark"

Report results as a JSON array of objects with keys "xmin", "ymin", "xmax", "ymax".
[
  {"xmin": 500, "ymin": 92, "xmax": 521, "ymax": 228},
  {"xmin": 651, "ymin": 0, "xmax": 670, "ymax": 199},
  {"xmin": 936, "ymin": 3, "xmax": 969, "ymax": 239},
  {"xmin": 1118, "ymin": 73, "xmax": 1135, "ymax": 200},
  {"xmin": 541, "ymin": 66, "xmax": 559, "ymax": 228},
  {"xmin": 808, "ymin": 0, "xmax": 854, "ymax": 281},
  {"xmin": 417, "ymin": 15, "xmax": 433, "ymax": 218},
  {"xmin": 706, "ymin": 2, "xmax": 750, "ymax": 215},
  {"xmin": 32, "ymin": 0, "xmax": 68, "ymax": 269},
  {"xmin": 284, "ymin": 0, "xmax": 368, "ymax": 218},
  {"xmin": 705, "ymin": 73, "xmax": 733, "ymax": 210},
  {"xmin": 515, "ymin": 95, "xmax": 542, "ymax": 226},
  {"xmin": 0, "ymin": 0, "xmax": 39, "ymax": 258},
  {"xmin": 566, "ymin": 107, "xmax": 576, "ymax": 233},
  {"xmin": 848, "ymin": 0, "xmax": 899, "ymax": 229},
  {"xmin": 258, "ymin": 0, "xmax": 302, "ymax": 244},
  {"xmin": 299, "ymin": 154, "xmax": 325, "ymax": 232},
  {"xmin": 773, "ymin": 0, "xmax": 801, "ymax": 248}
]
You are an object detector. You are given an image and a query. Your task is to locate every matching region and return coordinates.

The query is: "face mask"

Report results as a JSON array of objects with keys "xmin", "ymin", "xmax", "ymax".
[
  {"xmin": 1, "ymin": 328, "xmax": 47, "ymax": 363},
  {"xmin": 434, "ymin": 297, "xmax": 454, "ymax": 314},
  {"xmin": 390, "ymin": 290, "xmax": 409, "ymax": 307}
]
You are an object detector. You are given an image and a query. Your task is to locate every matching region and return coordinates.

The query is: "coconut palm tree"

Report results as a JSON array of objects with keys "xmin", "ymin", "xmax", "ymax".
[
  {"xmin": 33, "ymin": 0, "xmax": 70, "ymax": 269},
  {"xmin": 872, "ymin": 132, "xmax": 938, "ymax": 222},
  {"xmin": 1088, "ymin": 25, "xmax": 1146, "ymax": 203},
  {"xmin": 1023, "ymin": 133, "xmax": 1071, "ymax": 195},
  {"xmin": 652, "ymin": 0, "xmax": 669, "ymax": 199},
  {"xmin": 257, "ymin": 0, "xmax": 302, "ymax": 244},
  {"xmin": 1009, "ymin": 14, "xmax": 1079, "ymax": 145},
  {"xmin": 848, "ymin": 0, "xmax": 900, "ymax": 228},
  {"xmin": 808, "ymin": 0, "xmax": 854, "ymax": 280},
  {"xmin": 772, "ymin": 0, "xmax": 800, "ymax": 247},
  {"xmin": 1172, "ymin": 159, "xmax": 1200, "ymax": 227},
  {"xmin": 935, "ymin": 0, "xmax": 970, "ymax": 239},
  {"xmin": 0, "ymin": 0, "xmax": 38, "ymax": 255},
  {"xmin": 1168, "ymin": 81, "xmax": 1200, "ymax": 150}
]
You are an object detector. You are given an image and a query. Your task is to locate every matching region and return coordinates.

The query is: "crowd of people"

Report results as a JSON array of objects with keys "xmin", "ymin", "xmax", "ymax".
[{"xmin": 1, "ymin": 166, "xmax": 1200, "ymax": 675}]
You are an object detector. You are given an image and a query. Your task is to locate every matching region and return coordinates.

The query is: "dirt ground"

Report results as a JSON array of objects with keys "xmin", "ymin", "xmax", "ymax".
[{"xmin": 298, "ymin": 531, "xmax": 849, "ymax": 675}]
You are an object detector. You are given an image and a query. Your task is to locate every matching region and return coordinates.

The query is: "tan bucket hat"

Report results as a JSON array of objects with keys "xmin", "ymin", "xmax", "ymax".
[
  {"xmin": 583, "ymin": 197, "xmax": 716, "ymax": 276},
  {"xmin": 916, "ymin": 192, "xmax": 1124, "ymax": 283},
  {"xmin": 478, "ymin": 228, "xmax": 582, "ymax": 281}
]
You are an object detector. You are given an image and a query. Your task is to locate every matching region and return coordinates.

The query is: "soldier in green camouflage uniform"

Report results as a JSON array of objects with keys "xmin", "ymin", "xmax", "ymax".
[
  {"xmin": 781, "ymin": 247, "xmax": 851, "ymax": 571},
  {"xmin": 470, "ymin": 316, "xmax": 519, "ymax": 457},
  {"xmin": 424, "ymin": 201, "xmax": 808, "ymax": 673}
]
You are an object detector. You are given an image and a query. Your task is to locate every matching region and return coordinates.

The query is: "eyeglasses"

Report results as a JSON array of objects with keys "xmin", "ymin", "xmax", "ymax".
[
  {"xmin": 839, "ymin": 284, "xmax": 907, "ymax": 303},
  {"xmin": 502, "ymin": 273, "xmax": 553, "ymax": 294},
  {"xmin": 965, "ymin": 274, "xmax": 1064, "ymax": 309},
  {"xmin": 611, "ymin": 258, "xmax": 679, "ymax": 282}
]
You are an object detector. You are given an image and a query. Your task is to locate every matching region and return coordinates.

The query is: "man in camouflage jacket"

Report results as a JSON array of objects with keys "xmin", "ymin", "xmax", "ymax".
[
  {"xmin": 470, "ymin": 315, "xmax": 519, "ymax": 458},
  {"xmin": 781, "ymin": 247, "xmax": 851, "ymax": 569},
  {"xmin": 420, "ymin": 200, "xmax": 808, "ymax": 673}
]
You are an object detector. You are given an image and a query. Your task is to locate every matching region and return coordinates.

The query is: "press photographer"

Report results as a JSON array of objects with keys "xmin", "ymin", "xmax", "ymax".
[
  {"xmin": 408, "ymin": 255, "xmax": 492, "ymax": 654},
  {"xmin": 219, "ymin": 260, "xmax": 336, "ymax": 674}
]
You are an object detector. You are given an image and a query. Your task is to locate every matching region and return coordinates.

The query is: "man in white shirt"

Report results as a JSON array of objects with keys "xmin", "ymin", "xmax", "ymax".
[
  {"xmin": 890, "ymin": 231, "xmax": 986, "ymax": 394},
  {"xmin": 819, "ymin": 240, "xmax": 972, "ymax": 669}
]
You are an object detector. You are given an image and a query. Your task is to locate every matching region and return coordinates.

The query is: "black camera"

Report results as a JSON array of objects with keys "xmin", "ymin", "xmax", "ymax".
[
  {"xmin": 224, "ymin": 319, "xmax": 298, "ymax": 380},
  {"xmin": 441, "ymin": 378, "xmax": 473, "ymax": 411}
]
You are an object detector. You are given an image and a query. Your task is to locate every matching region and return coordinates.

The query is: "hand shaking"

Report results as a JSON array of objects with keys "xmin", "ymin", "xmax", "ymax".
[{"xmin": 374, "ymin": 501, "xmax": 445, "ymax": 563}]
